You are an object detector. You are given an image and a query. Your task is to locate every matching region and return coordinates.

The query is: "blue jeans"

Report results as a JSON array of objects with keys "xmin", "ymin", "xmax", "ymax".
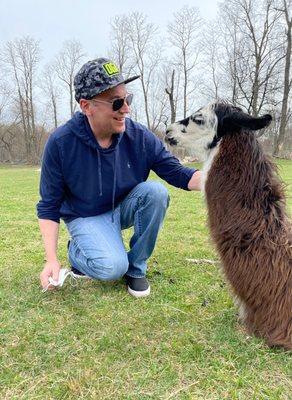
[{"xmin": 65, "ymin": 181, "xmax": 169, "ymax": 280}]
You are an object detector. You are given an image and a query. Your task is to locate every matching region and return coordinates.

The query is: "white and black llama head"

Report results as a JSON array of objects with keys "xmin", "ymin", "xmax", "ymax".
[{"xmin": 165, "ymin": 102, "xmax": 272, "ymax": 158}]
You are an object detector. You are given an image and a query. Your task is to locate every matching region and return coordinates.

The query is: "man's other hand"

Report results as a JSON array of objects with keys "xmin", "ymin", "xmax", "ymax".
[{"xmin": 40, "ymin": 260, "xmax": 61, "ymax": 290}]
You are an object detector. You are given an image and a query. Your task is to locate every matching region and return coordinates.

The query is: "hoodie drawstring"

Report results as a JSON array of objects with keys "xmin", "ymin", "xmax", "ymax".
[
  {"xmin": 96, "ymin": 149, "xmax": 103, "ymax": 196},
  {"xmin": 111, "ymin": 148, "xmax": 118, "ymax": 223}
]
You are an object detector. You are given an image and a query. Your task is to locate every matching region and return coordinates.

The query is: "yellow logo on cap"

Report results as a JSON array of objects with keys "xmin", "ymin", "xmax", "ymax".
[{"xmin": 103, "ymin": 62, "xmax": 120, "ymax": 76}]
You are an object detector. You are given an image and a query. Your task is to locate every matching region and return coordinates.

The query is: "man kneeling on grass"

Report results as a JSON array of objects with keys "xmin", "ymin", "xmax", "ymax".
[{"xmin": 37, "ymin": 58, "xmax": 201, "ymax": 297}]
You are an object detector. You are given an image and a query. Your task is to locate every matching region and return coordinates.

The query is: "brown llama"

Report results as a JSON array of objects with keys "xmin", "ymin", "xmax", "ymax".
[{"xmin": 165, "ymin": 102, "xmax": 292, "ymax": 350}]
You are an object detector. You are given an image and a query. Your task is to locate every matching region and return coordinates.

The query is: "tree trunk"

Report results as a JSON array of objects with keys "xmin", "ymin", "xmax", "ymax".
[
  {"xmin": 274, "ymin": 1, "xmax": 291, "ymax": 156},
  {"xmin": 52, "ymin": 95, "xmax": 58, "ymax": 129},
  {"xmin": 165, "ymin": 69, "xmax": 176, "ymax": 123},
  {"xmin": 141, "ymin": 75, "xmax": 151, "ymax": 129},
  {"xmin": 183, "ymin": 49, "xmax": 187, "ymax": 119}
]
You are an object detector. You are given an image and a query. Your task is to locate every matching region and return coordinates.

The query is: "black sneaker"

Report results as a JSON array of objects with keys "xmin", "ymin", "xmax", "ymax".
[{"xmin": 125, "ymin": 275, "xmax": 150, "ymax": 298}]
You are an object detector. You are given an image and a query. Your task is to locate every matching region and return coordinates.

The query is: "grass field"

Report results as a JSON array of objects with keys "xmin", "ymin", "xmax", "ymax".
[{"xmin": 0, "ymin": 160, "xmax": 291, "ymax": 399}]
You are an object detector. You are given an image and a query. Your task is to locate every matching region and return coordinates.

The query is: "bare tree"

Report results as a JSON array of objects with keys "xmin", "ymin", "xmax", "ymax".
[
  {"xmin": 149, "ymin": 68, "xmax": 169, "ymax": 132},
  {"xmin": 40, "ymin": 63, "xmax": 60, "ymax": 129},
  {"xmin": 164, "ymin": 62, "xmax": 183, "ymax": 123},
  {"xmin": 2, "ymin": 36, "xmax": 41, "ymax": 163},
  {"xmin": 212, "ymin": 9, "xmax": 244, "ymax": 106},
  {"xmin": 0, "ymin": 82, "xmax": 11, "ymax": 120},
  {"xmin": 124, "ymin": 11, "xmax": 162, "ymax": 129},
  {"xmin": 110, "ymin": 13, "xmax": 175, "ymax": 130},
  {"xmin": 226, "ymin": 19, "xmax": 244, "ymax": 105},
  {"xmin": 55, "ymin": 39, "xmax": 86, "ymax": 117},
  {"xmin": 200, "ymin": 21, "xmax": 224, "ymax": 102},
  {"xmin": 0, "ymin": 121, "xmax": 22, "ymax": 161},
  {"xmin": 168, "ymin": 6, "xmax": 202, "ymax": 118},
  {"xmin": 274, "ymin": 0, "xmax": 292, "ymax": 155},
  {"xmin": 219, "ymin": 0, "xmax": 284, "ymax": 119},
  {"xmin": 165, "ymin": 69, "xmax": 177, "ymax": 123},
  {"xmin": 0, "ymin": 82, "xmax": 17, "ymax": 161},
  {"xmin": 109, "ymin": 15, "xmax": 136, "ymax": 76}
]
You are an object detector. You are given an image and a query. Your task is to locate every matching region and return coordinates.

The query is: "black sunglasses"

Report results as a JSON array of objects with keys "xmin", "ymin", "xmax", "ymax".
[{"xmin": 91, "ymin": 93, "xmax": 133, "ymax": 111}]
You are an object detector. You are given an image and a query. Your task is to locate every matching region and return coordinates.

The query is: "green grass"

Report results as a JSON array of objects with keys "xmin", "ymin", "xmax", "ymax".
[{"xmin": 0, "ymin": 160, "xmax": 291, "ymax": 400}]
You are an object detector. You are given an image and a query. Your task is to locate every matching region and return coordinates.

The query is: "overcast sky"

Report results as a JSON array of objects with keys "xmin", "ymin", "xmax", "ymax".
[{"xmin": 1, "ymin": 0, "xmax": 220, "ymax": 63}]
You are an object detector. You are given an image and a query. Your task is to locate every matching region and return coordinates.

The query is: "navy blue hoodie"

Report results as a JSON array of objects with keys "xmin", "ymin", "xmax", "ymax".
[{"xmin": 37, "ymin": 112, "xmax": 196, "ymax": 223}]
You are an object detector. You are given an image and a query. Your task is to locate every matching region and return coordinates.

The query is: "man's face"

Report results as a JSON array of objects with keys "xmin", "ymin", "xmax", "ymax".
[{"xmin": 81, "ymin": 84, "xmax": 130, "ymax": 135}]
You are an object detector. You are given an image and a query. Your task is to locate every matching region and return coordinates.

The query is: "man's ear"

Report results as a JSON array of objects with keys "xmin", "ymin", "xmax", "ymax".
[{"xmin": 79, "ymin": 99, "xmax": 92, "ymax": 116}]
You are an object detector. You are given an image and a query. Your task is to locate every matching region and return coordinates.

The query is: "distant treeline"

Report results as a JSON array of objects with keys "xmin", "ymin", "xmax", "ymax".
[{"xmin": 0, "ymin": 0, "xmax": 291, "ymax": 163}]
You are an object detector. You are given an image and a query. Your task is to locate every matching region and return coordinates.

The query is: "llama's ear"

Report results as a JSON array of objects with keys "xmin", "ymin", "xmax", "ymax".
[{"xmin": 222, "ymin": 113, "xmax": 272, "ymax": 132}]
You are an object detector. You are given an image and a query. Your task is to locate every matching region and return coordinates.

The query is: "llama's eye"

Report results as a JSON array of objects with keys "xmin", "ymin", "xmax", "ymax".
[
  {"xmin": 181, "ymin": 128, "xmax": 187, "ymax": 133},
  {"xmin": 194, "ymin": 118, "xmax": 204, "ymax": 125}
]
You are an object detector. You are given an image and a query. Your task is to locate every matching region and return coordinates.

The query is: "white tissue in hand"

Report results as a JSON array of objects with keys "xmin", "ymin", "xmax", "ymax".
[{"xmin": 48, "ymin": 268, "xmax": 71, "ymax": 287}]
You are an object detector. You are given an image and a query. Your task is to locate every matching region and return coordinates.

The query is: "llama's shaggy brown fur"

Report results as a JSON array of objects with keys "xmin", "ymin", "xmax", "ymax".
[
  {"xmin": 165, "ymin": 102, "xmax": 292, "ymax": 350},
  {"xmin": 205, "ymin": 131, "xmax": 292, "ymax": 349}
]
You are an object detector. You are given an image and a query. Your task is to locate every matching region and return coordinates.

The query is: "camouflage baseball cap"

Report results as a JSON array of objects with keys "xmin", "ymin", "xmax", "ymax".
[{"xmin": 74, "ymin": 58, "xmax": 140, "ymax": 102}]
